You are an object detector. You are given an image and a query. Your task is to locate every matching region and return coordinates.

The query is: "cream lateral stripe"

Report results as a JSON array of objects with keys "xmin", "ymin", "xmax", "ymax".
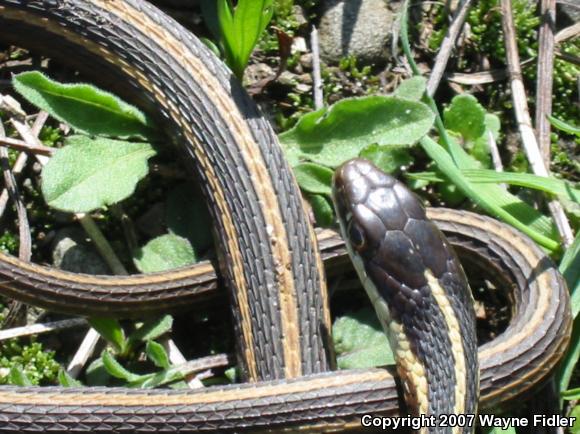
[
  {"xmin": 0, "ymin": 370, "xmax": 393, "ymax": 406},
  {"xmin": 104, "ymin": 0, "xmax": 301, "ymax": 377},
  {"xmin": 0, "ymin": 7, "xmax": 258, "ymax": 380},
  {"xmin": 426, "ymin": 271, "xmax": 466, "ymax": 434},
  {"xmin": 0, "ymin": 252, "xmax": 215, "ymax": 286},
  {"xmin": 389, "ymin": 321, "xmax": 429, "ymax": 422},
  {"xmin": 432, "ymin": 210, "xmax": 551, "ymax": 360}
]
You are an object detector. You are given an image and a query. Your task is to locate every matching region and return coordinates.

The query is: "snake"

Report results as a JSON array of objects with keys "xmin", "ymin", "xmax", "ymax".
[{"xmin": 0, "ymin": 0, "xmax": 572, "ymax": 432}]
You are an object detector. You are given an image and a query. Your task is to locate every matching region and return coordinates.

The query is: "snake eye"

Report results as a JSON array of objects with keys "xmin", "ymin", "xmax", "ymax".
[{"xmin": 348, "ymin": 223, "xmax": 366, "ymax": 250}]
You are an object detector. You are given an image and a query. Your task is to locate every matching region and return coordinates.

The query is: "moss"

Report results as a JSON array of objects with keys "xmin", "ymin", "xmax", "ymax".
[{"xmin": 0, "ymin": 340, "xmax": 60, "ymax": 386}]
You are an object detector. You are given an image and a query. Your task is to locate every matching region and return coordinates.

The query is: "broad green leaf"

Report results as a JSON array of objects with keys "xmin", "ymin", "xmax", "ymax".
[
  {"xmin": 444, "ymin": 94, "xmax": 486, "ymax": 142},
  {"xmin": 58, "ymin": 369, "xmax": 83, "ymax": 387},
  {"xmin": 307, "ymin": 194, "xmax": 335, "ymax": 227},
  {"xmin": 128, "ymin": 315, "xmax": 174, "ymax": 345},
  {"xmin": 8, "ymin": 366, "xmax": 32, "ymax": 386},
  {"xmin": 166, "ymin": 183, "xmax": 213, "ymax": 253},
  {"xmin": 394, "ymin": 76, "xmax": 427, "ymax": 101},
  {"xmin": 134, "ymin": 234, "xmax": 196, "ymax": 273},
  {"xmin": 146, "ymin": 341, "xmax": 171, "ymax": 369},
  {"xmin": 549, "ymin": 115, "xmax": 580, "ymax": 136},
  {"xmin": 359, "ymin": 144, "xmax": 413, "ymax": 175},
  {"xmin": 42, "ymin": 135, "xmax": 156, "ymax": 213},
  {"xmin": 294, "ymin": 163, "xmax": 333, "ymax": 196},
  {"xmin": 420, "ymin": 136, "xmax": 559, "ymax": 251},
  {"xmin": 280, "ymin": 96, "xmax": 435, "ymax": 168},
  {"xmin": 13, "ymin": 71, "xmax": 156, "ymax": 139},
  {"xmin": 101, "ymin": 351, "xmax": 142, "ymax": 382},
  {"xmin": 333, "ymin": 308, "xmax": 394, "ymax": 369},
  {"xmin": 89, "ymin": 318, "xmax": 126, "ymax": 353}
]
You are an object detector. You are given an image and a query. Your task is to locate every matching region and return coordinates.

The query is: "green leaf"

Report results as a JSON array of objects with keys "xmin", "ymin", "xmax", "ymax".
[
  {"xmin": 562, "ymin": 387, "xmax": 580, "ymax": 400},
  {"xmin": 129, "ymin": 367, "xmax": 184, "ymax": 389},
  {"xmin": 307, "ymin": 194, "xmax": 335, "ymax": 227},
  {"xmin": 134, "ymin": 234, "xmax": 197, "ymax": 273},
  {"xmin": 89, "ymin": 318, "xmax": 127, "ymax": 354},
  {"xmin": 280, "ymin": 96, "xmax": 435, "ymax": 168},
  {"xmin": 410, "ymin": 169, "xmax": 580, "ymax": 202},
  {"xmin": 8, "ymin": 366, "xmax": 33, "ymax": 386},
  {"xmin": 294, "ymin": 163, "xmax": 333, "ymax": 196},
  {"xmin": 146, "ymin": 340, "xmax": 170, "ymax": 369},
  {"xmin": 128, "ymin": 315, "xmax": 174, "ymax": 345},
  {"xmin": 359, "ymin": 144, "xmax": 413, "ymax": 175},
  {"xmin": 101, "ymin": 351, "xmax": 142, "ymax": 382},
  {"xmin": 420, "ymin": 136, "xmax": 559, "ymax": 251},
  {"xmin": 85, "ymin": 358, "xmax": 110, "ymax": 386},
  {"xmin": 217, "ymin": 0, "xmax": 273, "ymax": 78},
  {"xmin": 570, "ymin": 406, "xmax": 580, "ymax": 434},
  {"xmin": 394, "ymin": 76, "xmax": 427, "ymax": 101},
  {"xmin": 166, "ymin": 183, "xmax": 213, "ymax": 253},
  {"xmin": 333, "ymin": 308, "xmax": 395, "ymax": 369},
  {"xmin": 12, "ymin": 71, "xmax": 156, "ymax": 139},
  {"xmin": 444, "ymin": 94, "xmax": 486, "ymax": 142},
  {"xmin": 42, "ymin": 135, "xmax": 156, "ymax": 213},
  {"xmin": 548, "ymin": 115, "xmax": 580, "ymax": 136},
  {"xmin": 556, "ymin": 232, "xmax": 580, "ymax": 394},
  {"xmin": 562, "ymin": 233, "xmax": 580, "ymax": 317},
  {"xmin": 57, "ymin": 369, "xmax": 82, "ymax": 387}
]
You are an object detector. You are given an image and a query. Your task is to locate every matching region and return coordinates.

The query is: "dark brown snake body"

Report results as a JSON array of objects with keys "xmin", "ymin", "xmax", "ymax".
[{"xmin": 0, "ymin": 0, "xmax": 572, "ymax": 432}]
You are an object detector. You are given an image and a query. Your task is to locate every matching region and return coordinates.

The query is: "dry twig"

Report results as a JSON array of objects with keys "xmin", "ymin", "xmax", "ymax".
[
  {"xmin": 500, "ymin": 0, "xmax": 574, "ymax": 247},
  {"xmin": 310, "ymin": 25, "xmax": 324, "ymax": 110},
  {"xmin": 426, "ymin": 0, "xmax": 473, "ymax": 96}
]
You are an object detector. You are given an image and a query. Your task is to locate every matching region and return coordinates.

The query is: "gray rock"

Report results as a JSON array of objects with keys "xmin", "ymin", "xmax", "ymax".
[
  {"xmin": 52, "ymin": 227, "xmax": 110, "ymax": 275},
  {"xmin": 318, "ymin": 0, "xmax": 400, "ymax": 65}
]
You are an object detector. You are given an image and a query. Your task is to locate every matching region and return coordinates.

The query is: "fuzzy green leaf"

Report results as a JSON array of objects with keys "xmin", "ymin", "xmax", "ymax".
[
  {"xmin": 89, "ymin": 318, "xmax": 127, "ymax": 354},
  {"xmin": 359, "ymin": 144, "xmax": 413, "ymax": 175},
  {"xmin": 294, "ymin": 163, "xmax": 333, "ymax": 196},
  {"xmin": 129, "ymin": 367, "xmax": 184, "ymax": 389},
  {"xmin": 134, "ymin": 234, "xmax": 197, "ymax": 273},
  {"xmin": 444, "ymin": 95, "xmax": 487, "ymax": 142},
  {"xmin": 333, "ymin": 308, "xmax": 394, "ymax": 369},
  {"xmin": 394, "ymin": 76, "xmax": 427, "ymax": 101},
  {"xmin": 570, "ymin": 406, "xmax": 580, "ymax": 434},
  {"xmin": 146, "ymin": 341, "xmax": 170, "ymax": 369},
  {"xmin": 58, "ymin": 369, "xmax": 83, "ymax": 387},
  {"xmin": 128, "ymin": 315, "xmax": 174, "ymax": 346},
  {"xmin": 280, "ymin": 96, "xmax": 435, "ymax": 168},
  {"xmin": 101, "ymin": 351, "xmax": 142, "ymax": 382},
  {"xmin": 13, "ymin": 71, "xmax": 156, "ymax": 139},
  {"xmin": 42, "ymin": 135, "xmax": 156, "ymax": 213}
]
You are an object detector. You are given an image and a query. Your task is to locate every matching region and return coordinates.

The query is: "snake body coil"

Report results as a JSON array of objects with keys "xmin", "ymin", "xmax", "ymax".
[{"xmin": 0, "ymin": 1, "xmax": 572, "ymax": 432}]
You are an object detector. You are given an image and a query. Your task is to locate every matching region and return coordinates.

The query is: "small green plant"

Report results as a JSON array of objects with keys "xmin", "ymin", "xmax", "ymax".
[
  {"xmin": 0, "ymin": 340, "xmax": 60, "ymax": 386},
  {"xmin": 202, "ymin": 0, "xmax": 274, "ymax": 79},
  {"xmin": 77, "ymin": 316, "xmax": 192, "ymax": 389}
]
